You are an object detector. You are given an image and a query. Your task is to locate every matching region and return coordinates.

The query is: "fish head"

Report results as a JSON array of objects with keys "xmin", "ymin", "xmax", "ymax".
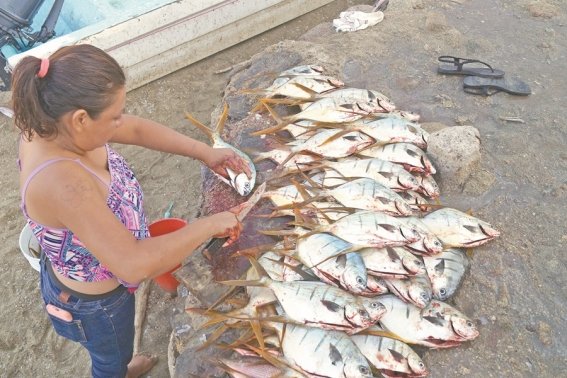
[
  {"xmin": 400, "ymin": 225, "xmax": 421, "ymax": 244},
  {"xmin": 395, "ymin": 199, "xmax": 415, "ymax": 216},
  {"xmin": 399, "ymin": 174, "xmax": 420, "ymax": 191},
  {"xmin": 342, "ymin": 255, "xmax": 368, "ymax": 294},
  {"xmin": 375, "ymin": 95, "xmax": 397, "ymax": 113},
  {"xmin": 226, "ymin": 168, "xmax": 253, "ymax": 196},
  {"xmin": 451, "ymin": 316, "xmax": 479, "ymax": 340},
  {"xmin": 418, "ymin": 176, "xmax": 440, "ymax": 198},
  {"xmin": 345, "ymin": 305, "xmax": 372, "ymax": 326},
  {"xmin": 402, "ymin": 255, "xmax": 426, "ymax": 275},
  {"xmin": 408, "ymin": 284, "xmax": 432, "ymax": 309},
  {"xmin": 423, "ymin": 236, "xmax": 444, "ymax": 254},
  {"xmin": 361, "ymin": 298, "xmax": 386, "ymax": 322},
  {"xmin": 407, "ymin": 353, "xmax": 428, "ymax": 377},
  {"xmin": 432, "ymin": 280, "xmax": 453, "ymax": 301},
  {"xmin": 365, "ymin": 275, "xmax": 389, "ymax": 295}
]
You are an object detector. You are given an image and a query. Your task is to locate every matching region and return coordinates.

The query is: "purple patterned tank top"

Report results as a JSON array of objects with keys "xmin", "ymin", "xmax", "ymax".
[{"xmin": 20, "ymin": 145, "xmax": 149, "ymax": 288}]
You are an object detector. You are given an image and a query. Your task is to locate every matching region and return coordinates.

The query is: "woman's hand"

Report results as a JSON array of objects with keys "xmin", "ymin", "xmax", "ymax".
[
  {"xmin": 211, "ymin": 209, "xmax": 243, "ymax": 247},
  {"xmin": 203, "ymin": 147, "xmax": 251, "ymax": 180}
]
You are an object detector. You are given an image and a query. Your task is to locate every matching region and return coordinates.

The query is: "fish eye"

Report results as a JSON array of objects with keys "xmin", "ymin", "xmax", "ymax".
[
  {"xmin": 435, "ymin": 240, "xmax": 442, "ymax": 246},
  {"xmin": 371, "ymin": 302, "xmax": 381, "ymax": 308},
  {"xmin": 415, "ymin": 260, "xmax": 423, "ymax": 266},
  {"xmin": 419, "ymin": 362, "xmax": 425, "ymax": 368},
  {"xmin": 439, "ymin": 288, "xmax": 446, "ymax": 296},
  {"xmin": 359, "ymin": 366, "xmax": 370, "ymax": 375},
  {"xmin": 467, "ymin": 321, "xmax": 473, "ymax": 327},
  {"xmin": 356, "ymin": 276, "xmax": 364, "ymax": 284}
]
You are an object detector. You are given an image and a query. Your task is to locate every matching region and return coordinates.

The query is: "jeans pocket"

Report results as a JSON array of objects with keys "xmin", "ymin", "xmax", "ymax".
[{"xmin": 48, "ymin": 314, "xmax": 88, "ymax": 343}]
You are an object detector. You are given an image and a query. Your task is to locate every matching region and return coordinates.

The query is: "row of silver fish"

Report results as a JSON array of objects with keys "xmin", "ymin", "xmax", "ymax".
[{"xmin": 194, "ymin": 65, "xmax": 500, "ymax": 377}]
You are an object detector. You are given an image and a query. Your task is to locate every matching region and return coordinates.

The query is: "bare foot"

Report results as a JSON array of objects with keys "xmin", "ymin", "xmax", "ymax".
[{"xmin": 126, "ymin": 353, "xmax": 158, "ymax": 378}]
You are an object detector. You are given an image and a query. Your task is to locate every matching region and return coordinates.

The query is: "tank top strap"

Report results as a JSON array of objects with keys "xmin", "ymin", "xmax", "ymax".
[{"xmin": 20, "ymin": 158, "xmax": 109, "ymax": 217}]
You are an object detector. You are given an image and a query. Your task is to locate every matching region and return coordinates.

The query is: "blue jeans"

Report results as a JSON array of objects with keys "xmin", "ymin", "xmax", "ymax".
[{"xmin": 39, "ymin": 257, "xmax": 135, "ymax": 378}]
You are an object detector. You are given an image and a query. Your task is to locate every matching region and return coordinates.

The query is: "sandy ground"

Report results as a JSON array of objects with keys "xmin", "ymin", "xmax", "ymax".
[{"xmin": 1, "ymin": 0, "xmax": 566, "ymax": 377}]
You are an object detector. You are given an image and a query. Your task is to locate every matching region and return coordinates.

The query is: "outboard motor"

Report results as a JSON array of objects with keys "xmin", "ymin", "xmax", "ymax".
[{"xmin": 0, "ymin": 0, "xmax": 64, "ymax": 90}]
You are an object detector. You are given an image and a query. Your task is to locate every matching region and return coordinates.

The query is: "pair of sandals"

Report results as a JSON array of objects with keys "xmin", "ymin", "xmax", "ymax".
[{"xmin": 437, "ymin": 56, "xmax": 531, "ymax": 96}]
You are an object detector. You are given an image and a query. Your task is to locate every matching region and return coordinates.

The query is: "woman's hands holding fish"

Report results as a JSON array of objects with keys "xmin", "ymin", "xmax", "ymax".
[{"xmin": 204, "ymin": 148, "xmax": 252, "ymax": 180}]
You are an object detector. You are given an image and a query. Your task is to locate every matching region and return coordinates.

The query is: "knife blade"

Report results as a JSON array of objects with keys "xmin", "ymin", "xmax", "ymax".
[{"xmin": 203, "ymin": 181, "xmax": 266, "ymax": 252}]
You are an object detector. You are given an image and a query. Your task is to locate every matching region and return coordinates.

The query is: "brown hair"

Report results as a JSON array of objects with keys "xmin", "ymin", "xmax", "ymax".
[{"xmin": 11, "ymin": 44, "xmax": 126, "ymax": 140}]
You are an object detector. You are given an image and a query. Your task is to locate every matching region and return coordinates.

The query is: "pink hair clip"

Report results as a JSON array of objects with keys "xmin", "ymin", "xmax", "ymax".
[{"xmin": 37, "ymin": 58, "xmax": 50, "ymax": 78}]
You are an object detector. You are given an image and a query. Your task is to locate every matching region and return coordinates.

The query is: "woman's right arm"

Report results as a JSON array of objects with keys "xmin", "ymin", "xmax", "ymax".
[{"xmin": 34, "ymin": 161, "xmax": 240, "ymax": 284}]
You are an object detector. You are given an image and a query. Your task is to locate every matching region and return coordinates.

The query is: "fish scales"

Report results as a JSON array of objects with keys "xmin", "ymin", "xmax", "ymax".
[
  {"xmin": 421, "ymin": 208, "xmax": 500, "ymax": 247},
  {"xmin": 319, "ymin": 211, "xmax": 421, "ymax": 248},
  {"xmin": 359, "ymin": 142, "xmax": 436, "ymax": 175},
  {"xmin": 351, "ymin": 334, "xmax": 428, "ymax": 378},
  {"xmin": 274, "ymin": 323, "xmax": 373, "ymax": 378},
  {"xmin": 296, "ymin": 233, "xmax": 368, "ymax": 294},
  {"xmin": 376, "ymin": 295, "xmax": 479, "ymax": 348},
  {"xmin": 322, "ymin": 158, "xmax": 421, "ymax": 191}
]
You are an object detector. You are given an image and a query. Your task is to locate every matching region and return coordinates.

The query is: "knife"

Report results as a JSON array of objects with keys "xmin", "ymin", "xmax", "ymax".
[{"xmin": 204, "ymin": 181, "xmax": 266, "ymax": 252}]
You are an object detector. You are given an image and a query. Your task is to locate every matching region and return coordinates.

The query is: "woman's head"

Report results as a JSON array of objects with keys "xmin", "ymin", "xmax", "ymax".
[{"xmin": 11, "ymin": 44, "xmax": 126, "ymax": 140}]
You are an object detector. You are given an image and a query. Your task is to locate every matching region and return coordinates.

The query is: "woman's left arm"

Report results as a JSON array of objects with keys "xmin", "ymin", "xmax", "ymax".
[
  {"xmin": 110, "ymin": 114, "xmax": 212, "ymax": 162},
  {"xmin": 110, "ymin": 114, "xmax": 251, "ymax": 178}
]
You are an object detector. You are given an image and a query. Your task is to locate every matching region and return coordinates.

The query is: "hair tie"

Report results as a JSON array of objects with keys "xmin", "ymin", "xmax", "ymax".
[{"xmin": 37, "ymin": 58, "xmax": 50, "ymax": 79}]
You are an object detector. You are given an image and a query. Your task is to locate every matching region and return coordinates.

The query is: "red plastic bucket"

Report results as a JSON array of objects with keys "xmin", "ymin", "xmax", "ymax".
[{"xmin": 148, "ymin": 218, "xmax": 187, "ymax": 293}]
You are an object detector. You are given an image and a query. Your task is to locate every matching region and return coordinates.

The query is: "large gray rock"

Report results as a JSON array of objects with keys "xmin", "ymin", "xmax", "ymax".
[{"xmin": 427, "ymin": 126, "xmax": 481, "ymax": 193}]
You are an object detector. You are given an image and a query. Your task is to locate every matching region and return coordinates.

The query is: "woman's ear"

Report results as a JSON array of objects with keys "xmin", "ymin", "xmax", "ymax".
[{"xmin": 69, "ymin": 109, "xmax": 89, "ymax": 133}]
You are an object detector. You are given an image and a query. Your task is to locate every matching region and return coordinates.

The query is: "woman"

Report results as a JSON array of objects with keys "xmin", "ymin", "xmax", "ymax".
[{"xmin": 12, "ymin": 44, "xmax": 249, "ymax": 377}]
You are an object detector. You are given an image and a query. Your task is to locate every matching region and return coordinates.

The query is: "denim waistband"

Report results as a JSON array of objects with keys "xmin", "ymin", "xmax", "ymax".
[{"xmin": 42, "ymin": 253, "xmax": 126, "ymax": 301}]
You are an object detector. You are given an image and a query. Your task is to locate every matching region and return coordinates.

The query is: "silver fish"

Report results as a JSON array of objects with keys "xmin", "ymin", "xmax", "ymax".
[
  {"xmin": 397, "ymin": 190, "xmax": 430, "ymax": 212},
  {"xmin": 351, "ymin": 334, "xmax": 428, "ymax": 378},
  {"xmin": 401, "ymin": 217, "xmax": 444, "ymax": 256},
  {"xmin": 413, "ymin": 174, "xmax": 440, "ymax": 199},
  {"xmin": 422, "ymin": 248, "xmax": 469, "ymax": 300},
  {"xmin": 286, "ymin": 128, "xmax": 375, "ymax": 159},
  {"xmin": 224, "ymin": 272, "xmax": 384, "ymax": 334},
  {"xmin": 268, "ymin": 322, "xmax": 374, "ymax": 378},
  {"xmin": 317, "ymin": 158, "xmax": 421, "ymax": 192},
  {"xmin": 375, "ymin": 294, "xmax": 479, "ymax": 348},
  {"xmin": 381, "ymin": 274, "xmax": 433, "ymax": 309},
  {"xmin": 421, "ymin": 208, "xmax": 500, "ymax": 248},
  {"xmin": 296, "ymin": 232, "xmax": 368, "ymax": 294},
  {"xmin": 359, "ymin": 246, "xmax": 425, "ymax": 278},
  {"xmin": 185, "ymin": 104, "xmax": 256, "ymax": 196},
  {"xmin": 312, "ymin": 178, "xmax": 414, "ymax": 216},
  {"xmin": 311, "ymin": 210, "xmax": 421, "ymax": 249},
  {"xmin": 257, "ymin": 75, "xmax": 344, "ymax": 100},
  {"xmin": 310, "ymin": 88, "xmax": 396, "ymax": 113},
  {"xmin": 347, "ymin": 117, "xmax": 429, "ymax": 150},
  {"xmin": 262, "ymin": 184, "xmax": 305, "ymax": 207},
  {"xmin": 358, "ymin": 142, "xmax": 436, "ymax": 175}
]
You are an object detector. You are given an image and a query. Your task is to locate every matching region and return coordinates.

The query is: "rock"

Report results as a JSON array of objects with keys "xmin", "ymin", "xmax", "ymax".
[
  {"xmin": 425, "ymin": 12, "xmax": 449, "ymax": 32},
  {"xmin": 537, "ymin": 321, "xmax": 553, "ymax": 346},
  {"xmin": 427, "ymin": 126, "xmax": 481, "ymax": 193},
  {"xmin": 527, "ymin": 2, "xmax": 559, "ymax": 18}
]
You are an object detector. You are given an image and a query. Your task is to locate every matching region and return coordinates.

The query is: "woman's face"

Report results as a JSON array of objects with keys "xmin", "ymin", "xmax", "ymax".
[{"xmin": 82, "ymin": 86, "xmax": 126, "ymax": 148}]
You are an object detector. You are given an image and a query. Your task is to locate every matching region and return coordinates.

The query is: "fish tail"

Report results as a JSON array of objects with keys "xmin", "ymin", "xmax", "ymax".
[
  {"xmin": 249, "ymin": 102, "xmax": 292, "ymax": 136},
  {"xmin": 185, "ymin": 111, "xmax": 214, "ymax": 141},
  {"xmin": 186, "ymin": 307, "xmax": 232, "ymax": 328},
  {"xmin": 215, "ymin": 103, "xmax": 229, "ymax": 135}
]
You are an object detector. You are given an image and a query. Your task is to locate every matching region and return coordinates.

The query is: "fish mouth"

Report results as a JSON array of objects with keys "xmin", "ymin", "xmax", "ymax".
[{"xmin": 226, "ymin": 168, "xmax": 253, "ymax": 196}]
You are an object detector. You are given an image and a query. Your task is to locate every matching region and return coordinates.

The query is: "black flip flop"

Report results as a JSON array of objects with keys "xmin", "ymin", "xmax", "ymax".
[
  {"xmin": 463, "ymin": 75, "xmax": 531, "ymax": 96},
  {"xmin": 438, "ymin": 56, "xmax": 504, "ymax": 78}
]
